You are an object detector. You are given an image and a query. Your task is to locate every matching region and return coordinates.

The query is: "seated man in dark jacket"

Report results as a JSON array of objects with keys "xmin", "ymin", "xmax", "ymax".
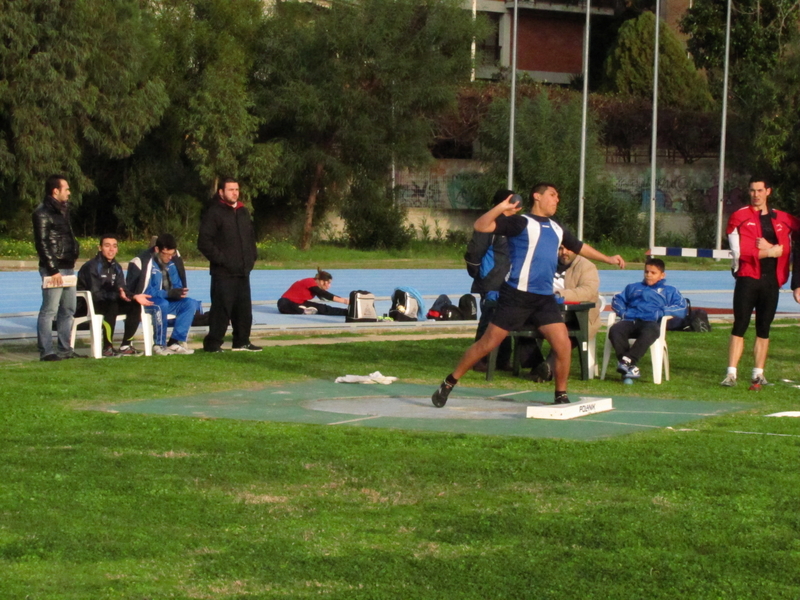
[{"xmin": 77, "ymin": 234, "xmax": 146, "ymax": 357}]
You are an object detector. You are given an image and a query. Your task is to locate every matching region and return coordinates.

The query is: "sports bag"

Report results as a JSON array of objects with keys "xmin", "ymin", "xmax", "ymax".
[
  {"xmin": 690, "ymin": 308, "xmax": 711, "ymax": 332},
  {"xmin": 389, "ymin": 289, "xmax": 420, "ymax": 322},
  {"xmin": 458, "ymin": 293, "xmax": 478, "ymax": 320},
  {"xmin": 427, "ymin": 295, "xmax": 469, "ymax": 321},
  {"xmin": 346, "ymin": 290, "xmax": 378, "ymax": 323},
  {"xmin": 668, "ymin": 299, "xmax": 711, "ymax": 332},
  {"xmin": 426, "ymin": 294, "xmax": 453, "ymax": 320}
]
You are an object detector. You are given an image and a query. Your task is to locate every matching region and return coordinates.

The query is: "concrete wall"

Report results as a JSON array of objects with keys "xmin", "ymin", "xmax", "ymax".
[{"xmin": 319, "ymin": 159, "xmax": 741, "ymax": 241}]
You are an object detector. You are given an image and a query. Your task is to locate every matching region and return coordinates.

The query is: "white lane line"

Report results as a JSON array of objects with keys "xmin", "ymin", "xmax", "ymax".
[{"xmin": 327, "ymin": 415, "xmax": 382, "ymax": 425}]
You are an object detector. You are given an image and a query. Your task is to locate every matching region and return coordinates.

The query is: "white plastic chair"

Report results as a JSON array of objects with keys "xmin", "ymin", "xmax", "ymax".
[
  {"xmin": 589, "ymin": 296, "xmax": 606, "ymax": 377},
  {"xmin": 586, "ymin": 295, "xmax": 607, "ymax": 378},
  {"xmin": 70, "ymin": 290, "xmax": 106, "ymax": 359},
  {"xmin": 72, "ymin": 291, "xmax": 165, "ymax": 357},
  {"xmin": 600, "ymin": 313, "xmax": 672, "ymax": 384},
  {"xmin": 140, "ymin": 306, "xmax": 178, "ymax": 356}
]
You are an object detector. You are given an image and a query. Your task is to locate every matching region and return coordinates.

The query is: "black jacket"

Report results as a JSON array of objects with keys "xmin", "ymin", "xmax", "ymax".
[
  {"xmin": 32, "ymin": 196, "xmax": 80, "ymax": 275},
  {"xmin": 77, "ymin": 252, "xmax": 128, "ymax": 302},
  {"xmin": 198, "ymin": 199, "xmax": 257, "ymax": 277},
  {"xmin": 464, "ymin": 231, "xmax": 510, "ymax": 295}
]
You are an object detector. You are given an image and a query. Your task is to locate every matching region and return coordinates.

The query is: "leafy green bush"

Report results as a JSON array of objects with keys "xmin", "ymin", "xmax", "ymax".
[
  {"xmin": 340, "ymin": 180, "xmax": 414, "ymax": 250},
  {"xmin": 581, "ymin": 182, "xmax": 647, "ymax": 246}
]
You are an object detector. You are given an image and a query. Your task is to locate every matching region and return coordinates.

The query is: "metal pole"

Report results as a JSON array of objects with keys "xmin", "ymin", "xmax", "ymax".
[
  {"xmin": 649, "ymin": 3, "xmax": 661, "ymax": 250},
  {"xmin": 507, "ymin": 0, "xmax": 519, "ymax": 189},
  {"xmin": 715, "ymin": 0, "xmax": 732, "ymax": 251},
  {"xmin": 470, "ymin": 0, "xmax": 477, "ymax": 82},
  {"xmin": 577, "ymin": 0, "xmax": 591, "ymax": 239}
]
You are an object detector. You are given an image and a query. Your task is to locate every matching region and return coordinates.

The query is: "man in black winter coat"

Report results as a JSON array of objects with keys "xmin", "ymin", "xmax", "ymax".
[
  {"xmin": 77, "ymin": 234, "xmax": 147, "ymax": 357},
  {"xmin": 32, "ymin": 174, "xmax": 82, "ymax": 361},
  {"xmin": 198, "ymin": 178, "xmax": 261, "ymax": 352}
]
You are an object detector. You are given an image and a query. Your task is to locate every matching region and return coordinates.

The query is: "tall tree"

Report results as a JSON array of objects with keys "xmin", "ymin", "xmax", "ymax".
[
  {"xmin": 604, "ymin": 11, "xmax": 713, "ymax": 110},
  {"xmin": 0, "ymin": 0, "xmax": 167, "ymax": 232},
  {"xmin": 680, "ymin": 0, "xmax": 800, "ymax": 198},
  {"xmin": 477, "ymin": 90, "xmax": 645, "ymax": 245},
  {"xmin": 681, "ymin": 0, "xmax": 799, "ymax": 90},
  {"xmin": 257, "ymin": 0, "xmax": 481, "ymax": 249},
  {"xmin": 113, "ymin": 0, "xmax": 280, "ymax": 238}
]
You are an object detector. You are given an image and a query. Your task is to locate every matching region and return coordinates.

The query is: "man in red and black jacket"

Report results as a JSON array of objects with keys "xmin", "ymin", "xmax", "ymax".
[
  {"xmin": 721, "ymin": 176, "xmax": 800, "ymax": 389},
  {"xmin": 198, "ymin": 178, "xmax": 261, "ymax": 353}
]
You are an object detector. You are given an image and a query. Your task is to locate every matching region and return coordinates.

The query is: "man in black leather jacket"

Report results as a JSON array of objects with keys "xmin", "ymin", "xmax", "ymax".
[
  {"xmin": 198, "ymin": 178, "xmax": 260, "ymax": 353},
  {"xmin": 32, "ymin": 174, "xmax": 83, "ymax": 361}
]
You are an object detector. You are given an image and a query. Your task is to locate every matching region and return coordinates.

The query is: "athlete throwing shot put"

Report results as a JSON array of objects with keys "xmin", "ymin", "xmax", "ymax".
[{"xmin": 431, "ymin": 183, "xmax": 625, "ymax": 407}]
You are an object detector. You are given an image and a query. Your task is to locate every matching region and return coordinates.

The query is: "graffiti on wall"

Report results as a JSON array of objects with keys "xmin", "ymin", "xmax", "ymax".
[
  {"xmin": 607, "ymin": 165, "xmax": 746, "ymax": 215},
  {"xmin": 395, "ymin": 160, "xmax": 746, "ymax": 215},
  {"xmin": 396, "ymin": 160, "xmax": 484, "ymax": 209}
]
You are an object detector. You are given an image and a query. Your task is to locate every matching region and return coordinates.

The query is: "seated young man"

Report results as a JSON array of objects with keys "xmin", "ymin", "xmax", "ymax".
[
  {"xmin": 126, "ymin": 234, "xmax": 197, "ymax": 355},
  {"xmin": 278, "ymin": 269, "xmax": 349, "ymax": 316},
  {"xmin": 609, "ymin": 258, "xmax": 687, "ymax": 380},
  {"xmin": 77, "ymin": 234, "xmax": 146, "ymax": 357}
]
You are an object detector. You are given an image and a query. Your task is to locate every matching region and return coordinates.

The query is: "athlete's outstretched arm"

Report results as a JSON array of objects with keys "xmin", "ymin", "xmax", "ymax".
[{"xmin": 579, "ymin": 243, "xmax": 625, "ymax": 269}]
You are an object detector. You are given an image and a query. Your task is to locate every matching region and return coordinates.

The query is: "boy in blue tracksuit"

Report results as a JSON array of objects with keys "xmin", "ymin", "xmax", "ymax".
[
  {"xmin": 127, "ymin": 234, "xmax": 198, "ymax": 355},
  {"xmin": 610, "ymin": 258, "xmax": 687, "ymax": 379}
]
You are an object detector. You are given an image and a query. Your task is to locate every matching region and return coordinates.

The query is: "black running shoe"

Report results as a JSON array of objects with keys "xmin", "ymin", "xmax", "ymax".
[
  {"xmin": 431, "ymin": 380, "xmax": 454, "ymax": 408},
  {"xmin": 232, "ymin": 343, "xmax": 262, "ymax": 352},
  {"xmin": 554, "ymin": 393, "xmax": 570, "ymax": 405}
]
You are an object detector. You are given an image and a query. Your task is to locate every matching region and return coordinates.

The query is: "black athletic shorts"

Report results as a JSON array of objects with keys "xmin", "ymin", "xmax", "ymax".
[
  {"xmin": 731, "ymin": 276, "xmax": 780, "ymax": 338},
  {"xmin": 491, "ymin": 284, "xmax": 564, "ymax": 332}
]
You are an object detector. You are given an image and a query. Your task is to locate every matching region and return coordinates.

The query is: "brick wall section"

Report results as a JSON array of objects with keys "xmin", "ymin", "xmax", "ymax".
[{"xmin": 516, "ymin": 13, "xmax": 584, "ymax": 75}]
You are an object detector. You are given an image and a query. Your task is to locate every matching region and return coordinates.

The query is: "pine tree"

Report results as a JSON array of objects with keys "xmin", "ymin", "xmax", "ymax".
[{"xmin": 603, "ymin": 12, "xmax": 713, "ymax": 111}]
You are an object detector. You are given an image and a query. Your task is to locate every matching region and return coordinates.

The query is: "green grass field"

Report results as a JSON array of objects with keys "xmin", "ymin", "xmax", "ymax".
[{"xmin": 1, "ymin": 323, "xmax": 799, "ymax": 599}]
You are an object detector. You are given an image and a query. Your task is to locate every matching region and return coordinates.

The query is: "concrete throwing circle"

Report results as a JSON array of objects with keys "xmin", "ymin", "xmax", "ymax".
[{"xmin": 304, "ymin": 395, "xmax": 531, "ymax": 420}]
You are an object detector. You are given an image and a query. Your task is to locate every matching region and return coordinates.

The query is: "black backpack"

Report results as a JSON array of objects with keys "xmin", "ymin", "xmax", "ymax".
[
  {"xmin": 669, "ymin": 299, "xmax": 711, "ymax": 332},
  {"xmin": 389, "ymin": 289, "xmax": 420, "ymax": 322},
  {"xmin": 458, "ymin": 294, "xmax": 478, "ymax": 320},
  {"xmin": 690, "ymin": 308, "xmax": 711, "ymax": 332}
]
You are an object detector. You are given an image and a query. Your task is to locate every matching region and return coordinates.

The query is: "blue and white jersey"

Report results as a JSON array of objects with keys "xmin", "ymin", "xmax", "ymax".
[
  {"xmin": 144, "ymin": 259, "xmax": 185, "ymax": 300},
  {"xmin": 495, "ymin": 214, "xmax": 583, "ymax": 295}
]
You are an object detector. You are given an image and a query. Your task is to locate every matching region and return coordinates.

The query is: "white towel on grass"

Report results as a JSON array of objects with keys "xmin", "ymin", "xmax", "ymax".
[{"xmin": 335, "ymin": 371, "xmax": 397, "ymax": 385}]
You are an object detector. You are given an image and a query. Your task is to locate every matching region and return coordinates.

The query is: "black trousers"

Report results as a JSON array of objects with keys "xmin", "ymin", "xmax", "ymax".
[
  {"xmin": 77, "ymin": 298, "xmax": 141, "ymax": 347},
  {"xmin": 476, "ymin": 295, "xmax": 511, "ymax": 368},
  {"xmin": 608, "ymin": 319, "xmax": 660, "ymax": 363},
  {"xmin": 277, "ymin": 297, "xmax": 347, "ymax": 316},
  {"xmin": 731, "ymin": 276, "xmax": 779, "ymax": 338},
  {"xmin": 203, "ymin": 274, "xmax": 252, "ymax": 350}
]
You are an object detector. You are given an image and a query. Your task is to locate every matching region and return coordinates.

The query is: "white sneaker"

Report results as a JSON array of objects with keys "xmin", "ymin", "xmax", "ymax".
[
  {"xmin": 153, "ymin": 345, "xmax": 173, "ymax": 356},
  {"xmin": 720, "ymin": 374, "xmax": 737, "ymax": 387},
  {"xmin": 302, "ymin": 306, "xmax": 318, "ymax": 315},
  {"xmin": 167, "ymin": 342, "xmax": 194, "ymax": 355}
]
